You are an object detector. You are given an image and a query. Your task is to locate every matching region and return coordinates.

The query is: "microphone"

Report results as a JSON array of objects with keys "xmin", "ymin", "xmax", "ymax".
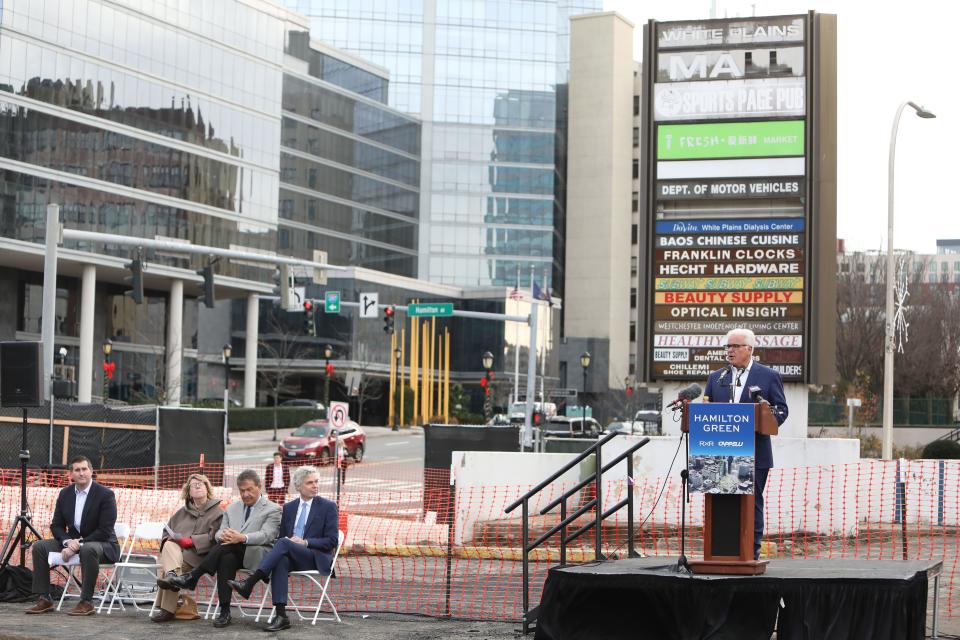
[
  {"xmin": 667, "ymin": 383, "xmax": 703, "ymax": 411},
  {"xmin": 748, "ymin": 386, "xmax": 766, "ymax": 403},
  {"xmin": 716, "ymin": 367, "xmax": 729, "ymax": 384}
]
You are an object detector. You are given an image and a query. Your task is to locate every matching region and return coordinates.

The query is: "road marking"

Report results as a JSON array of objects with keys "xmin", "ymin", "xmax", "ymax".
[{"xmin": 383, "ymin": 441, "xmax": 409, "ymax": 447}]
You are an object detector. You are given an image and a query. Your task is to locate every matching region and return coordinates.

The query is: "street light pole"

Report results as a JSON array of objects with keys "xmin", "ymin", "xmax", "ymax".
[
  {"xmin": 882, "ymin": 101, "xmax": 935, "ymax": 461},
  {"xmin": 481, "ymin": 351, "xmax": 494, "ymax": 421},
  {"xmin": 393, "ymin": 346, "xmax": 402, "ymax": 431},
  {"xmin": 580, "ymin": 351, "xmax": 591, "ymax": 421},
  {"xmin": 223, "ymin": 343, "xmax": 232, "ymax": 446},
  {"xmin": 324, "ymin": 344, "xmax": 334, "ymax": 411},
  {"xmin": 101, "ymin": 339, "xmax": 112, "ymax": 403}
]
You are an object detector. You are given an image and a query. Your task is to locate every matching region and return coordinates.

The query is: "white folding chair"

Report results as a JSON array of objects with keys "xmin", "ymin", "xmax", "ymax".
[
  {"xmin": 56, "ymin": 522, "xmax": 130, "ymax": 611},
  {"xmin": 256, "ymin": 530, "xmax": 345, "ymax": 625},
  {"xmin": 98, "ymin": 521, "xmax": 165, "ymax": 614}
]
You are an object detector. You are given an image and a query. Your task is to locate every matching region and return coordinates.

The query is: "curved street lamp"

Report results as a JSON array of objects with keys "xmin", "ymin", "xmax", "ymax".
[{"xmin": 882, "ymin": 101, "xmax": 935, "ymax": 460}]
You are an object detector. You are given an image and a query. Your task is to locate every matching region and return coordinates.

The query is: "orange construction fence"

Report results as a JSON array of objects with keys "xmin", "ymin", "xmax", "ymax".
[{"xmin": 1, "ymin": 459, "xmax": 958, "ymax": 620}]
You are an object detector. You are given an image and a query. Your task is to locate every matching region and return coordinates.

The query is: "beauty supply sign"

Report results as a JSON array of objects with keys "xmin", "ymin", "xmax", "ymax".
[{"xmin": 645, "ymin": 15, "xmax": 810, "ymax": 383}]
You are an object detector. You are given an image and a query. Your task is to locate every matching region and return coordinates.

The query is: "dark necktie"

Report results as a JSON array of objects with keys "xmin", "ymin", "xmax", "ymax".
[{"xmin": 244, "ymin": 504, "xmax": 251, "ymax": 523}]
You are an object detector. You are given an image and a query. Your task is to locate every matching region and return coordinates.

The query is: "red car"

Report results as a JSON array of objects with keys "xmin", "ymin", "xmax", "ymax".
[{"xmin": 278, "ymin": 420, "xmax": 366, "ymax": 464}]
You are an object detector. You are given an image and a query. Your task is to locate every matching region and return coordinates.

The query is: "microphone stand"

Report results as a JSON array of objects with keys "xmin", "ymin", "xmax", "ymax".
[
  {"xmin": 675, "ymin": 400, "xmax": 691, "ymax": 574},
  {"xmin": 727, "ymin": 364, "xmax": 736, "ymax": 404}
]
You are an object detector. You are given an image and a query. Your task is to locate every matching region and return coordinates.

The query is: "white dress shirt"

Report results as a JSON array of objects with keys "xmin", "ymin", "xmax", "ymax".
[
  {"xmin": 270, "ymin": 463, "xmax": 285, "ymax": 489},
  {"xmin": 73, "ymin": 484, "xmax": 89, "ymax": 533},
  {"xmin": 733, "ymin": 360, "xmax": 754, "ymax": 403}
]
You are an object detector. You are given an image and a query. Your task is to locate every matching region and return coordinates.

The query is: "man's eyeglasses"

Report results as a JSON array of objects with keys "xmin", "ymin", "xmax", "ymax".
[{"xmin": 724, "ymin": 344, "xmax": 747, "ymax": 350}]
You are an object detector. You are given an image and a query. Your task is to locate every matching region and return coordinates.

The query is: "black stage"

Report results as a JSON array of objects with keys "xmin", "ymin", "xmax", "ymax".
[{"xmin": 534, "ymin": 557, "xmax": 942, "ymax": 640}]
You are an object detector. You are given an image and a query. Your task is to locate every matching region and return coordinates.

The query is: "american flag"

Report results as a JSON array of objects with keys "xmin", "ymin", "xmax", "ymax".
[{"xmin": 509, "ymin": 286, "xmax": 523, "ymax": 301}]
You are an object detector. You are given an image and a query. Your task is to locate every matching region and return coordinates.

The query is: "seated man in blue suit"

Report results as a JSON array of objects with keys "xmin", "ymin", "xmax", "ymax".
[
  {"xmin": 228, "ymin": 464, "xmax": 338, "ymax": 631},
  {"xmin": 703, "ymin": 328, "xmax": 788, "ymax": 561}
]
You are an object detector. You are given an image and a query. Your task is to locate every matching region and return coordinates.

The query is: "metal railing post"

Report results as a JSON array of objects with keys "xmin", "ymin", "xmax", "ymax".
[
  {"xmin": 594, "ymin": 443, "xmax": 603, "ymax": 560},
  {"xmin": 522, "ymin": 498, "xmax": 530, "ymax": 634},
  {"xmin": 560, "ymin": 498, "xmax": 567, "ymax": 566},
  {"xmin": 627, "ymin": 453, "xmax": 635, "ymax": 558}
]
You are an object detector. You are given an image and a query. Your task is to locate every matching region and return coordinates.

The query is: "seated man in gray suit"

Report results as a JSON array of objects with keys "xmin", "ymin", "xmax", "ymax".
[{"xmin": 159, "ymin": 469, "xmax": 281, "ymax": 628}]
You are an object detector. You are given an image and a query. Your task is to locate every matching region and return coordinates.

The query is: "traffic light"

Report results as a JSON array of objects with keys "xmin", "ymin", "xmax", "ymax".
[
  {"xmin": 197, "ymin": 263, "xmax": 215, "ymax": 309},
  {"xmin": 124, "ymin": 258, "xmax": 144, "ymax": 304},
  {"xmin": 303, "ymin": 299, "xmax": 316, "ymax": 336},
  {"xmin": 383, "ymin": 306, "xmax": 395, "ymax": 334}
]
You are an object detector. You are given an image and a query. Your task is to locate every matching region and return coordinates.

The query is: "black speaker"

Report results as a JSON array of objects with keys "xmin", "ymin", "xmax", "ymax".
[{"xmin": 0, "ymin": 341, "xmax": 43, "ymax": 407}]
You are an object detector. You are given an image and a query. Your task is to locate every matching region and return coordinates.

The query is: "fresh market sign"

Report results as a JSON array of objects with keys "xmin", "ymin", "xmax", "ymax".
[{"xmin": 657, "ymin": 120, "xmax": 804, "ymax": 160}]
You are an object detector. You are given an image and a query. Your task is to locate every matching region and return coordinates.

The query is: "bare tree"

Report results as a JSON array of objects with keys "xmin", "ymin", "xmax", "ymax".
[{"xmin": 258, "ymin": 307, "xmax": 308, "ymax": 440}]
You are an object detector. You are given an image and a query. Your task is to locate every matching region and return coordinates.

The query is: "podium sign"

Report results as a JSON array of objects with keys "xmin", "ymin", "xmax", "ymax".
[{"xmin": 687, "ymin": 403, "xmax": 755, "ymax": 495}]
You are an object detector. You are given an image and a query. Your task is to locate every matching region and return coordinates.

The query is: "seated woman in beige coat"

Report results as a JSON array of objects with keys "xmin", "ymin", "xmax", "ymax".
[{"xmin": 151, "ymin": 474, "xmax": 224, "ymax": 623}]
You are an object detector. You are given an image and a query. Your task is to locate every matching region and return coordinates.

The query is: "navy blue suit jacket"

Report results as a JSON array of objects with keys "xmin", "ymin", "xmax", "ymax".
[
  {"xmin": 703, "ymin": 361, "xmax": 788, "ymax": 470},
  {"xmin": 280, "ymin": 496, "xmax": 339, "ymax": 575},
  {"xmin": 49, "ymin": 481, "xmax": 120, "ymax": 563}
]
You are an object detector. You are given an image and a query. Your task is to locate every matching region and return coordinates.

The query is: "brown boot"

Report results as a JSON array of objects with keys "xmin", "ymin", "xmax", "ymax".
[
  {"xmin": 24, "ymin": 597, "xmax": 54, "ymax": 614},
  {"xmin": 151, "ymin": 609, "xmax": 176, "ymax": 623},
  {"xmin": 67, "ymin": 600, "xmax": 95, "ymax": 616}
]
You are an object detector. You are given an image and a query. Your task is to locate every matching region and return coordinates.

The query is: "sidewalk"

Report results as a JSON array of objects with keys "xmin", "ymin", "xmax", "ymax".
[{"xmin": 0, "ymin": 603, "xmax": 518, "ymax": 640}]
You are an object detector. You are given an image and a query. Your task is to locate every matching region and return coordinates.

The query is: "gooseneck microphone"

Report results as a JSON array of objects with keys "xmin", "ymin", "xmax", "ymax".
[{"xmin": 667, "ymin": 383, "xmax": 703, "ymax": 411}]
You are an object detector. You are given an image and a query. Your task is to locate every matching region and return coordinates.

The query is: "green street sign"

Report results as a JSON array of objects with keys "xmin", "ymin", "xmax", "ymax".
[
  {"xmin": 657, "ymin": 120, "xmax": 804, "ymax": 160},
  {"xmin": 408, "ymin": 303, "xmax": 454, "ymax": 317},
  {"xmin": 324, "ymin": 291, "xmax": 341, "ymax": 313}
]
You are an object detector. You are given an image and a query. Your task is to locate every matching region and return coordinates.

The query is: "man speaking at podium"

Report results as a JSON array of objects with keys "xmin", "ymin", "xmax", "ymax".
[{"xmin": 703, "ymin": 328, "xmax": 788, "ymax": 561}]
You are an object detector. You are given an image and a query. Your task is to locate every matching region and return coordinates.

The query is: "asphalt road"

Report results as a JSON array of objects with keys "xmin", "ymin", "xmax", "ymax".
[{"xmin": 225, "ymin": 425, "xmax": 424, "ymax": 470}]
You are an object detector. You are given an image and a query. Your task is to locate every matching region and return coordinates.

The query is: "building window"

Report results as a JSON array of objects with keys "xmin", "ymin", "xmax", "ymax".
[
  {"xmin": 632, "ymin": 193, "xmax": 639, "ymax": 212},
  {"xmin": 629, "ymin": 354, "xmax": 636, "ymax": 375},
  {"xmin": 630, "ymin": 287, "xmax": 637, "ymax": 308},
  {"xmin": 631, "ymin": 256, "xmax": 638, "ymax": 277},
  {"xmin": 629, "ymin": 322, "xmax": 636, "ymax": 342},
  {"xmin": 633, "ymin": 127, "xmax": 639, "ymax": 147},
  {"xmin": 631, "ymin": 224, "xmax": 638, "ymax": 245},
  {"xmin": 633, "ymin": 95, "xmax": 640, "ymax": 116},
  {"xmin": 632, "ymin": 159, "xmax": 639, "ymax": 180}
]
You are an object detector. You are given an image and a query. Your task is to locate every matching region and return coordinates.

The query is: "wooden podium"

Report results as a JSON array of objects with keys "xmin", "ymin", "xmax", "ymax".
[{"xmin": 682, "ymin": 402, "xmax": 778, "ymax": 575}]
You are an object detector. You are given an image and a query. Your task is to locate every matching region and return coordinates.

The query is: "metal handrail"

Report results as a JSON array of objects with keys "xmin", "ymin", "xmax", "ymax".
[
  {"xmin": 504, "ymin": 431, "xmax": 620, "ymax": 514},
  {"xmin": 506, "ymin": 432, "xmax": 652, "ymax": 635},
  {"xmin": 539, "ymin": 438, "xmax": 650, "ymax": 515}
]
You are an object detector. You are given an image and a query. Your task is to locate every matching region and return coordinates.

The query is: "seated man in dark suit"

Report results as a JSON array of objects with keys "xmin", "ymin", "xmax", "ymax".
[
  {"xmin": 703, "ymin": 327, "xmax": 789, "ymax": 561},
  {"xmin": 228, "ymin": 464, "xmax": 339, "ymax": 632},
  {"xmin": 25, "ymin": 455, "xmax": 120, "ymax": 616},
  {"xmin": 159, "ymin": 468, "xmax": 281, "ymax": 628}
]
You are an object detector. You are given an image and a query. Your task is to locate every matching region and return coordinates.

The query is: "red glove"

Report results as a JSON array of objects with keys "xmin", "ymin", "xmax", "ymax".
[{"xmin": 175, "ymin": 537, "xmax": 194, "ymax": 549}]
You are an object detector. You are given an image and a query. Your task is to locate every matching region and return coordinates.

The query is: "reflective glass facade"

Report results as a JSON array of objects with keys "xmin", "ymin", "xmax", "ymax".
[
  {"xmin": 281, "ymin": 0, "xmax": 602, "ymax": 291},
  {"xmin": 0, "ymin": 0, "xmax": 290, "ymax": 266},
  {"xmin": 280, "ymin": 36, "xmax": 421, "ymax": 277}
]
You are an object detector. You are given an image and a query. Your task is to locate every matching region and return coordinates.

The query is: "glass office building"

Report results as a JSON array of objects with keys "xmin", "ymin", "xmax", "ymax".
[
  {"xmin": 279, "ymin": 32, "xmax": 421, "ymax": 276},
  {"xmin": 0, "ymin": 0, "xmax": 298, "ymax": 402},
  {"xmin": 281, "ymin": 0, "xmax": 601, "ymax": 292}
]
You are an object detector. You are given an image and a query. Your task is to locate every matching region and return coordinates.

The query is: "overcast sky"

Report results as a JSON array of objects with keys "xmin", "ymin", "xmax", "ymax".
[{"xmin": 604, "ymin": 0, "xmax": 957, "ymax": 254}]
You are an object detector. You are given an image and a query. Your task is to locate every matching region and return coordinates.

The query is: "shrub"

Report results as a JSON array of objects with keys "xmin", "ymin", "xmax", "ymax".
[{"xmin": 921, "ymin": 440, "xmax": 960, "ymax": 460}]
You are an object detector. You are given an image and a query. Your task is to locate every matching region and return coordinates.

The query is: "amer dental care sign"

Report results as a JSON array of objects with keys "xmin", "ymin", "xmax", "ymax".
[{"xmin": 687, "ymin": 403, "xmax": 755, "ymax": 495}]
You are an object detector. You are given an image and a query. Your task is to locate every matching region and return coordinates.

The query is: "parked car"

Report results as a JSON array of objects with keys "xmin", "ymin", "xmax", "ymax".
[
  {"xmin": 279, "ymin": 399, "xmax": 325, "ymax": 411},
  {"xmin": 605, "ymin": 410, "xmax": 662, "ymax": 436},
  {"xmin": 278, "ymin": 420, "xmax": 365, "ymax": 463},
  {"xmin": 540, "ymin": 416, "xmax": 602, "ymax": 439}
]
